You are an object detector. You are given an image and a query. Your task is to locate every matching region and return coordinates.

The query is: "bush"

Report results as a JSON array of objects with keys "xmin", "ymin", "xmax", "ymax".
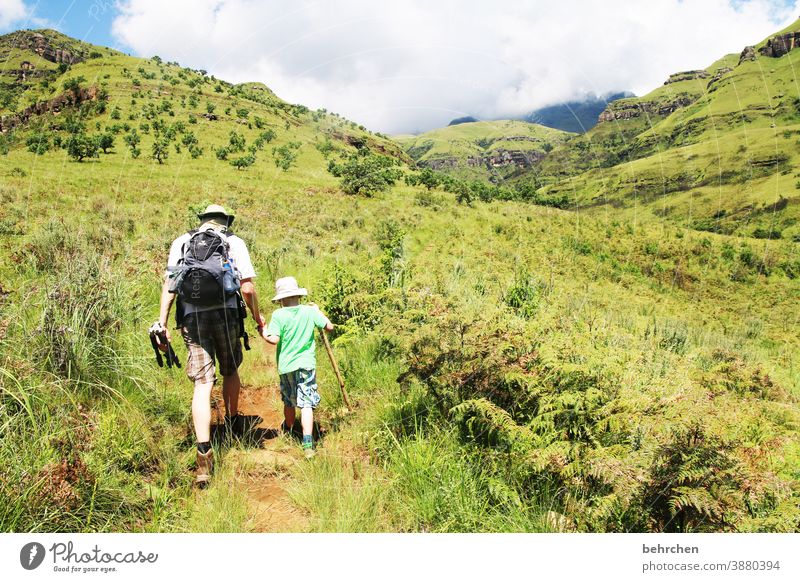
[
  {"xmin": 327, "ymin": 151, "xmax": 403, "ymax": 196},
  {"xmin": 272, "ymin": 142, "xmax": 301, "ymax": 172},
  {"xmin": 26, "ymin": 133, "xmax": 51, "ymax": 155},
  {"xmin": 230, "ymin": 154, "xmax": 255, "ymax": 170},
  {"xmin": 503, "ymin": 268, "xmax": 544, "ymax": 319},
  {"xmin": 65, "ymin": 133, "xmax": 99, "ymax": 162}
]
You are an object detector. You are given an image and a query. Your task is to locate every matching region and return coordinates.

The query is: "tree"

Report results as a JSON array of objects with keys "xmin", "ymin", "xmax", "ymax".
[
  {"xmin": 26, "ymin": 133, "xmax": 50, "ymax": 155},
  {"xmin": 254, "ymin": 129, "xmax": 276, "ymax": 149},
  {"xmin": 272, "ymin": 142, "xmax": 301, "ymax": 172},
  {"xmin": 97, "ymin": 133, "xmax": 115, "ymax": 154},
  {"xmin": 327, "ymin": 150, "xmax": 402, "ymax": 196},
  {"xmin": 66, "ymin": 133, "xmax": 99, "ymax": 162},
  {"xmin": 417, "ymin": 168, "xmax": 442, "ymax": 191},
  {"xmin": 230, "ymin": 154, "xmax": 255, "ymax": 170},
  {"xmin": 228, "ymin": 130, "xmax": 246, "ymax": 152},
  {"xmin": 151, "ymin": 137, "xmax": 170, "ymax": 164},
  {"xmin": 63, "ymin": 76, "xmax": 86, "ymax": 96}
]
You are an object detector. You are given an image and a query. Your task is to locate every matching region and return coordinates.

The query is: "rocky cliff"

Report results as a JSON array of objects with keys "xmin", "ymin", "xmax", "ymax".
[
  {"xmin": 6, "ymin": 30, "xmax": 85, "ymax": 64},
  {"xmin": 0, "ymin": 85, "xmax": 98, "ymax": 132}
]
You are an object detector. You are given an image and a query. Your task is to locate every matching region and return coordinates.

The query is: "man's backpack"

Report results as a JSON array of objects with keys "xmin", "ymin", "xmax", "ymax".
[{"xmin": 170, "ymin": 228, "xmax": 241, "ymax": 307}]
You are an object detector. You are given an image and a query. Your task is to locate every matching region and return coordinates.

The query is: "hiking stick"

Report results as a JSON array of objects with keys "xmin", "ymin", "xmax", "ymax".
[{"xmin": 319, "ymin": 329, "xmax": 352, "ymax": 410}]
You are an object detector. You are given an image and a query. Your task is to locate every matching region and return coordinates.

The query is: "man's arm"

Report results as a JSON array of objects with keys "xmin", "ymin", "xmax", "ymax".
[
  {"xmin": 156, "ymin": 276, "xmax": 175, "ymax": 347},
  {"xmin": 240, "ymin": 278, "xmax": 265, "ymax": 328}
]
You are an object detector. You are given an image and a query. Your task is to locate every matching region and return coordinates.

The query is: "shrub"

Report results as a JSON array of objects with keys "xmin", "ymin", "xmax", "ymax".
[
  {"xmin": 273, "ymin": 142, "xmax": 301, "ymax": 172},
  {"xmin": 230, "ymin": 154, "xmax": 255, "ymax": 170},
  {"xmin": 503, "ymin": 268, "xmax": 543, "ymax": 319},
  {"xmin": 26, "ymin": 133, "xmax": 51, "ymax": 155},
  {"xmin": 327, "ymin": 151, "xmax": 402, "ymax": 196},
  {"xmin": 65, "ymin": 133, "xmax": 99, "ymax": 162}
]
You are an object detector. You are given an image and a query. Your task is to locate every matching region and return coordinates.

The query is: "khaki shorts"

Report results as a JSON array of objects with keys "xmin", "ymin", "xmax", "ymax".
[{"xmin": 181, "ymin": 308, "xmax": 243, "ymax": 384}]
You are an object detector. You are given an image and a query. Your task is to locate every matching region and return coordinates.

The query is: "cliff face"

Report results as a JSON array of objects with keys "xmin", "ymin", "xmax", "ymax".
[
  {"xmin": 759, "ymin": 32, "xmax": 800, "ymax": 58},
  {"xmin": 597, "ymin": 96, "xmax": 695, "ymax": 123},
  {"xmin": 420, "ymin": 148, "xmax": 545, "ymax": 171},
  {"xmin": 0, "ymin": 85, "xmax": 98, "ymax": 132},
  {"xmin": 7, "ymin": 31, "xmax": 85, "ymax": 64}
]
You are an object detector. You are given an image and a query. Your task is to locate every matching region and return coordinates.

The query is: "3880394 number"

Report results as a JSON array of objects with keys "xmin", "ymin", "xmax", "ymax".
[{"xmin": 730, "ymin": 561, "xmax": 780, "ymax": 570}]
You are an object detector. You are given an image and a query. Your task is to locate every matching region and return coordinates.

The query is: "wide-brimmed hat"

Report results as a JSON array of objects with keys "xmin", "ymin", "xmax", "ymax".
[
  {"xmin": 272, "ymin": 276, "xmax": 308, "ymax": 301},
  {"xmin": 197, "ymin": 203, "xmax": 235, "ymax": 226}
]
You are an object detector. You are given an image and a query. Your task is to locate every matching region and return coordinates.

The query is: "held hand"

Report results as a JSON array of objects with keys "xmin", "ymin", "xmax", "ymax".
[
  {"xmin": 149, "ymin": 322, "xmax": 171, "ymax": 352},
  {"xmin": 256, "ymin": 312, "xmax": 267, "ymax": 328}
]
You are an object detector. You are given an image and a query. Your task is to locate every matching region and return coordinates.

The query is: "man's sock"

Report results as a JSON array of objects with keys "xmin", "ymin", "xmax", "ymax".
[
  {"xmin": 302, "ymin": 435, "xmax": 313, "ymax": 449},
  {"xmin": 197, "ymin": 441, "xmax": 212, "ymax": 454}
]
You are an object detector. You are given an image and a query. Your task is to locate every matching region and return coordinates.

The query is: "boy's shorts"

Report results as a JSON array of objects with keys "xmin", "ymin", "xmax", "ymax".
[{"xmin": 279, "ymin": 368, "xmax": 321, "ymax": 409}]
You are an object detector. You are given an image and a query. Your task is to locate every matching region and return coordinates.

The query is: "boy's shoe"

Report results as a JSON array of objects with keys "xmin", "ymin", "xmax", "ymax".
[
  {"xmin": 304, "ymin": 447, "xmax": 316, "ymax": 459},
  {"xmin": 196, "ymin": 449, "xmax": 214, "ymax": 486}
]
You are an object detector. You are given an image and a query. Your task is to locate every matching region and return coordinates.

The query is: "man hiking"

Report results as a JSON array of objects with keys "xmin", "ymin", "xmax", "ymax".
[{"xmin": 154, "ymin": 204, "xmax": 264, "ymax": 486}]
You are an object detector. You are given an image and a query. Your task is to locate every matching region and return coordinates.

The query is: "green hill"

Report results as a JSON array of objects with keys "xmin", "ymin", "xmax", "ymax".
[
  {"xmin": 0, "ymin": 27, "xmax": 798, "ymax": 535},
  {"xmin": 527, "ymin": 20, "xmax": 800, "ymax": 240},
  {"xmin": 396, "ymin": 120, "xmax": 572, "ymax": 182}
]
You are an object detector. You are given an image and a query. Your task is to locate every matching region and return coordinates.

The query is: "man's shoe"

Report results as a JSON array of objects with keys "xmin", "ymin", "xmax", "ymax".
[{"xmin": 196, "ymin": 449, "xmax": 214, "ymax": 486}]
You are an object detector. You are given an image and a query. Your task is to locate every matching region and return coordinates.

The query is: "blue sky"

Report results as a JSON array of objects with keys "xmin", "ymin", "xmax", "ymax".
[
  {"xmin": 0, "ymin": 1, "xmax": 117, "ymax": 47},
  {"xmin": 2, "ymin": 1, "xmax": 799, "ymax": 133}
]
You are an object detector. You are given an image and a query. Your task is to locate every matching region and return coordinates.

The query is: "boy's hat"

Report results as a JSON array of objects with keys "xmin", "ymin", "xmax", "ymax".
[
  {"xmin": 273, "ymin": 276, "xmax": 308, "ymax": 301},
  {"xmin": 197, "ymin": 203, "xmax": 235, "ymax": 226}
]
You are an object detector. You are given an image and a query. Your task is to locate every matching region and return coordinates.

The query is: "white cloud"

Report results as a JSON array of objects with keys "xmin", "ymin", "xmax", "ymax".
[
  {"xmin": 0, "ymin": 0, "xmax": 29, "ymax": 29},
  {"xmin": 111, "ymin": 0, "xmax": 800, "ymax": 134}
]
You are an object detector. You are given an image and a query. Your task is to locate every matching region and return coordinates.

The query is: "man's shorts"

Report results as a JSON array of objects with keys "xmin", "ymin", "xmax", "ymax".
[
  {"xmin": 279, "ymin": 368, "xmax": 321, "ymax": 409},
  {"xmin": 181, "ymin": 308, "xmax": 243, "ymax": 384}
]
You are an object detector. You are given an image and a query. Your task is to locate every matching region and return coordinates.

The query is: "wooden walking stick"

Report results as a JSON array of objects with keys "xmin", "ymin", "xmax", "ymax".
[{"xmin": 319, "ymin": 329, "xmax": 352, "ymax": 411}]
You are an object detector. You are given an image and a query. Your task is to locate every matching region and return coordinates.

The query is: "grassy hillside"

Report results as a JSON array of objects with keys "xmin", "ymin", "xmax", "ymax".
[
  {"xmin": 396, "ymin": 120, "xmax": 572, "ymax": 182},
  {"xmin": 528, "ymin": 21, "xmax": 800, "ymax": 240},
  {"xmin": 0, "ymin": 28, "xmax": 798, "ymax": 534}
]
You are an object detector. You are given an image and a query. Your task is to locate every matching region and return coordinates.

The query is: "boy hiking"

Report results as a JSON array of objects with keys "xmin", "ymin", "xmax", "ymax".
[{"xmin": 260, "ymin": 277, "xmax": 333, "ymax": 458}]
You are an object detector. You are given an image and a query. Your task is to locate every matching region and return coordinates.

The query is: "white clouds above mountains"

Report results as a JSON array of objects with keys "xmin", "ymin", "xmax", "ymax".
[{"xmin": 111, "ymin": 0, "xmax": 798, "ymax": 133}]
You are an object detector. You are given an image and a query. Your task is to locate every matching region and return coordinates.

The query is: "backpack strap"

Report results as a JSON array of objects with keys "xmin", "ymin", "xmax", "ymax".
[{"xmin": 236, "ymin": 290, "xmax": 251, "ymax": 351}]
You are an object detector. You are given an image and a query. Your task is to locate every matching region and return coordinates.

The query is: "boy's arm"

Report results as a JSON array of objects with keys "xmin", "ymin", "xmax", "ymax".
[
  {"xmin": 261, "ymin": 312, "xmax": 281, "ymax": 345},
  {"xmin": 309, "ymin": 302, "xmax": 334, "ymax": 332}
]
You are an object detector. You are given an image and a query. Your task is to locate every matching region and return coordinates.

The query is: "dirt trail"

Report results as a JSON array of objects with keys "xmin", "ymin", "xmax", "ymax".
[{"xmin": 211, "ymin": 373, "xmax": 310, "ymax": 533}]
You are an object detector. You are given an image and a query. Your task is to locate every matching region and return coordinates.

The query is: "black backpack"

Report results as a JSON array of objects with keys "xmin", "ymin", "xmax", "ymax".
[{"xmin": 170, "ymin": 229, "xmax": 241, "ymax": 307}]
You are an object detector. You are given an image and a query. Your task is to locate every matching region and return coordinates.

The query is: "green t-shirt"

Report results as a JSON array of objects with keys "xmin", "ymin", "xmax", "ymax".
[{"xmin": 266, "ymin": 305, "xmax": 329, "ymax": 375}]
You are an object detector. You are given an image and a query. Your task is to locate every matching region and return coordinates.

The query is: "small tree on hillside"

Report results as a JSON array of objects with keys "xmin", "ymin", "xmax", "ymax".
[
  {"xmin": 272, "ymin": 142, "xmax": 301, "ymax": 172},
  {"xmin": 230, "ymin": 153, "xmax": 255, "ymax": 170},
  {"xmin": 66, "ymin": 133, "xmax": 99, "ymax": 162},
  {"xmin": 151, "ymin": 137, "xmax": 170, "ymax": 164},
  {"xmin": 97, "ymin": 133, "xmax": 115, "ymax": 153},
  {"xmin": 327, "ymin": 150, "xmax": 403, "ymax": 197}
]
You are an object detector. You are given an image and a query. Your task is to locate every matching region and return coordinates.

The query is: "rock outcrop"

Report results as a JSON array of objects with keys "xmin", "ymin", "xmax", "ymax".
[
  {"xmin": 664, "ymin": 70, "xmax": 708, "ymax": 84},
  {"xmin": 739, "ymin": 45, "xmax": 756, "ymax": 64},
  {"xmin": 759, "ymin": 32, "xmax": 800, "ymax": 58},
  {"xmin": 597, "ymin": 96, "xmax": 696, "ymax": 123},
  {"xmin": 0, "ymin": 85, "xmax": 98, "ymax": 132},
  {"xmin": 420, "ymin": 148, "xmax": 544, "ymax": 171},
  {"xmin": 707, "ymin": 67, "xmax": 734, "ymax": 91},
  {"xmin": 8, "ymin": 31, "xmax": 84, "ymax": 65}
]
